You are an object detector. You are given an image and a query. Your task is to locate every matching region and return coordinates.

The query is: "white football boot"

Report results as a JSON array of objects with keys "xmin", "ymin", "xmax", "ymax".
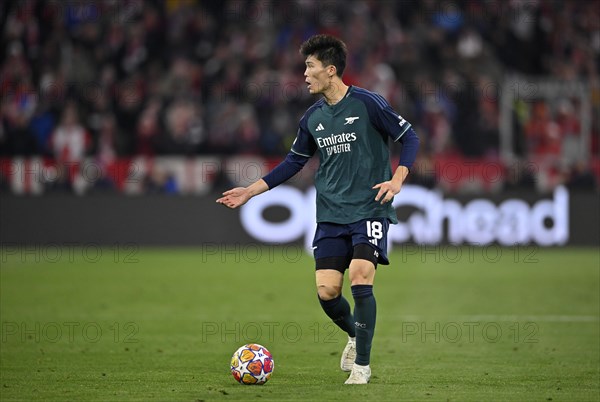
[
  {"xmin": 344, "ymin": 363, "xmax": 371, "ymax": 384},
  {"xmin": 340, "ymin": 336, "xmax": 356, "ymax": 372}
]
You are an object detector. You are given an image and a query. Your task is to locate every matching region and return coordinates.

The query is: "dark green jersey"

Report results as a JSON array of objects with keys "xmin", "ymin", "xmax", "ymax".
[{"xmin": 291, "ymin": 86, "xmax": 413, "ymax": 224}]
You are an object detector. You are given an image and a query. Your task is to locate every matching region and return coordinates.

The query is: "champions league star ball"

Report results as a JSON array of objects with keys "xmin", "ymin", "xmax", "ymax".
[{"xmin": 230, "ymin": 343, "xmax": 274, "ymax": 385}]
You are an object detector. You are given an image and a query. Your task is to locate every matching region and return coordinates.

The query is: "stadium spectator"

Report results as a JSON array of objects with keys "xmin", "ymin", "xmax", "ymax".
[
  {"xmin": 135, "ymin": 97, "xmax": 162, "ymax": 156},
  {"xmin": 143, "ymin": 164, "xmax": 178, "ymax": 194},
  {"xmin": 555, "ymin": 98, "xmax": 582, "ymax": 167},
  {"xmin": 50, "ymin": 103, "xmax": 90, "ymax": 163},
  {"xmin": 159, "ymin": 97, "xmax": 204, "ymax": 155},
  {"xmin": 524, "ymin": 101, "xmax": 561, "ymax": 159}
]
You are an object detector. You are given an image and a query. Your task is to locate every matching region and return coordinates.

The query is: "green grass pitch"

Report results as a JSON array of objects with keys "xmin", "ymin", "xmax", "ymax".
[{"xmin": 1, "ymin": 245, "xmax": 598, "ymax": 401}]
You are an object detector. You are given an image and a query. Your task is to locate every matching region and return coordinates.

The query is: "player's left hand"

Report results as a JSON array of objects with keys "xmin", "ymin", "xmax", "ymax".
[{"xmin": 372, "ymin": 180, "xmax": 402, "ymax": 205}]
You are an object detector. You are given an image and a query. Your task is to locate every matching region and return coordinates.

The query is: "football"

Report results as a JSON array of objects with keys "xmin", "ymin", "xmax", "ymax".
[{"xmin": 230, "ymin": 343, "xmax": 274, "ymax": 385}]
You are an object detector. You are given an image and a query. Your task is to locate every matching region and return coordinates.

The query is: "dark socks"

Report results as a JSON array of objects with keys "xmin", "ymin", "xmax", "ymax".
[
  {"xmin": 318, "ymin": 294, "xmax": 356, "ymax": 337},
  {"xmin": 351, "ymin": 284, "xmax": 376, "ymax": 366}
]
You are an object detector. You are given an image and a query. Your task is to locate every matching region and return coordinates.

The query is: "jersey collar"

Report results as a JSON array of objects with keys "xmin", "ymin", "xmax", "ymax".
[{"xmin": 323, "ymin": 85, "xmax": 353, "ymax": 111}]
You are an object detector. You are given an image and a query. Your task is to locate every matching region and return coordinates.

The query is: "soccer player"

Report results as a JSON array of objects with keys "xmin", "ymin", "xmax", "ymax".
[{"xmin": 217, "ymin": 34, "xmax": 419, "ymax": 384}]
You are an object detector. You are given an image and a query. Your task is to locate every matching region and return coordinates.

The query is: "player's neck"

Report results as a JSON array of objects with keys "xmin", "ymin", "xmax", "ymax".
[{"xmin": 323, "ymin": 80, "xmax": 349, "ymax": 106}]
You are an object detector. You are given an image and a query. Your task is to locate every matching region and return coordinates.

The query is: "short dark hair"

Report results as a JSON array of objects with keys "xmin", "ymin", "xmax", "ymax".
[{"xmin": 299, "ymin": 34, "xmax": 347, "ymax": 77}]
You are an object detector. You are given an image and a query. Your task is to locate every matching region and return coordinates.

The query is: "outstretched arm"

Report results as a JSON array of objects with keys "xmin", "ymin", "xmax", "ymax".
[{"xmin": 216, "ymin": 152, "xmax": 310, "ymax": 209}]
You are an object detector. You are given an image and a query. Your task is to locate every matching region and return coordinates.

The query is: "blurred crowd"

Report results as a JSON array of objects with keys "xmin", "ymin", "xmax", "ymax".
[{"xmin": 1, "ymin": 0, "xmax": 599, "ymax": 193}]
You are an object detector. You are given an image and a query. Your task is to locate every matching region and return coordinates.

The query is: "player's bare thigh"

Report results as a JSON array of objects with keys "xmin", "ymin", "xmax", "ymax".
[
  {"xmin": 349, "ymin": 258, "xmax": 376, "ymax": 286},
  {"xmin": 316, "ymin": 269, "xmax": 344, "ymax": 300}
]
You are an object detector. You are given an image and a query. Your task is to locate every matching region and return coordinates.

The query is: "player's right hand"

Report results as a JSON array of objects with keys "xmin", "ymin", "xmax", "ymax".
[{"xmin": 216, "ymin": 187, "xmax": 251, "ymax": 209}]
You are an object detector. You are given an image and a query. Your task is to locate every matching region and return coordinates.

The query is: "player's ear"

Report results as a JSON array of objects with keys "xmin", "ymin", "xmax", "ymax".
[{"xmin": 328, "ymin": 65, "xmax": 337, "ymax": 77}]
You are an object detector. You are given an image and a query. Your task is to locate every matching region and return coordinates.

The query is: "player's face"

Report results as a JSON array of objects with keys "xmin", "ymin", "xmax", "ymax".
[{"xmin": 304, "ymin": 55, "xmax": 333, "ymax": 94}]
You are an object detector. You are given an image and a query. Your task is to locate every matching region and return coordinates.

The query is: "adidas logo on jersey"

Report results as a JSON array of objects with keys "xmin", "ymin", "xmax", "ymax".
[{"xmin": 316, "ymin": 123, "xmax": 325, "ymax": 131}]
